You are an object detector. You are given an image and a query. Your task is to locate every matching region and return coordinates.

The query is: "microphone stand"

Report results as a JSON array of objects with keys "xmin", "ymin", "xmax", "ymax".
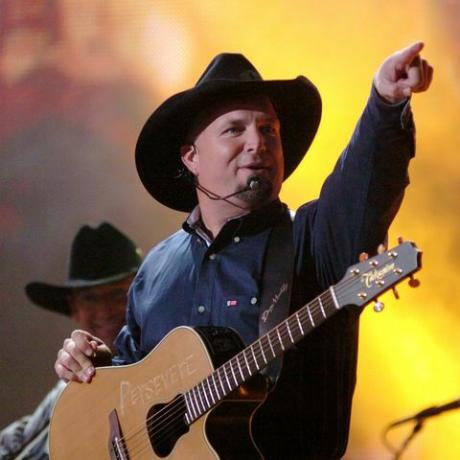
[
  {"xmin": 383, "ymin": 419, "xmax": 424, "ymax": 460},
  {"xmin": 382, "ymin": 397, "xmax": 460, "ymax": 459}
]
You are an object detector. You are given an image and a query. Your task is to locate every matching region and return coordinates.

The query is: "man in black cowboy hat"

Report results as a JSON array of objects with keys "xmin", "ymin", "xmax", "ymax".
[
  {"xmin": 55, "ymin": 43, "xmax": 433, "ymax": 458},
  {"xmin": 0, "ymin": 223, "xmax": 142, "ymax": 460}
]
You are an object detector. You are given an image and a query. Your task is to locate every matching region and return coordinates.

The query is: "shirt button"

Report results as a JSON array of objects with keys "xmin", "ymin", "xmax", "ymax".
[
  {"xmin": 209, "ymin": 253, "xmax": 216, "ymax": 260},
  {"xmin": 197, "ymin": 305, "xmax": 206, "ymax": 314},
  {"xmin": 233, "ymin": 236, "xmax": 241, "ymax": 243},
  {"xmin": 250, "ymin": 297, "xmax": 258, "ymax": 305}
]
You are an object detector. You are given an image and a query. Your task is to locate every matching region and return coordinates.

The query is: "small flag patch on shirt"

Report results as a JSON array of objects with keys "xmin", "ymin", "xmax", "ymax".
[{"xmin": 227, "ymin": 299, "xmax": 238, "ymax": 307}]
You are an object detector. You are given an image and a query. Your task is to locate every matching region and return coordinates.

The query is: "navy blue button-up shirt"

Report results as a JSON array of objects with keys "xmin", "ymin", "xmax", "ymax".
[
  {"xmin": 114, "ymin": 86, "xmax": 415, "ymax": 459},
  {"xmin": 115, "ymin": 201, "xmax": 283, "ymax": 363}
]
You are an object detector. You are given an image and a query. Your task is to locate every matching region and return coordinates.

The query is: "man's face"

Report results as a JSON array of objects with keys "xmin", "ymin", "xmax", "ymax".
[
  {"xmin": 69, "ymin": 275, "xmax": 133, "ymax": 351},
  {"xmin": 182, "ymin": 95, "xmax": 284, "ymax": 209}
]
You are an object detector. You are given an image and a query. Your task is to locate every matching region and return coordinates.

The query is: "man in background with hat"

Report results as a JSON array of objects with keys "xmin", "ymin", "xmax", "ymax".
[
  {"xmin": 55, "ymin": 43, "xmax": 433, "ymax": 459},
  {"xmin": 0, "ymin": 222, "xmax": 142, "ymax": 460}
]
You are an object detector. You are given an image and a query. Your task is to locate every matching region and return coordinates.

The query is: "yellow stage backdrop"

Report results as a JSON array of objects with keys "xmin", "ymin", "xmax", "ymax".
[{"xmin": 1, "ymin": 1, "xmax": 458, "ymax": 459}]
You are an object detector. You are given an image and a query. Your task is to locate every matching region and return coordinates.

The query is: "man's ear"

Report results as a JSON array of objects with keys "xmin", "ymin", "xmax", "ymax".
[{"xmin": 180, "ymin": 144, "xmax": 199, "ymax": 176}]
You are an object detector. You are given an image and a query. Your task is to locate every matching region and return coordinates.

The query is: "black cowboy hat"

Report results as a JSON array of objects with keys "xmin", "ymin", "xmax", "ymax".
[
  {"xmin": 135, "ymin": 53, "xmax": 322, "ymax": 212},
  {"xmin": 25, "ymin": 222, "xmax": 142, "ymax": 316}
]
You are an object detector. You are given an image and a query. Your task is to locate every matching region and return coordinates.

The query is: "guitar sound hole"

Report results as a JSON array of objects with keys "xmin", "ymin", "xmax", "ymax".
[{"xmin": 147, "ymin": 394, "xmax": 189, "ymax": 457}]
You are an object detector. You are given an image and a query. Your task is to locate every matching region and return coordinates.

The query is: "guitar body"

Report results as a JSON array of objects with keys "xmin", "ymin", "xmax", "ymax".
[{"xmin": 49, "ymin": 326, "xmax": 267, "ymax": 459}]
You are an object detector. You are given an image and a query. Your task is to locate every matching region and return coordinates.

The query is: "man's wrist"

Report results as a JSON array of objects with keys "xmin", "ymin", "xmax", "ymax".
[{"xmin": 373, "ymin": 84, "xmax": 409, "ymax": 106}]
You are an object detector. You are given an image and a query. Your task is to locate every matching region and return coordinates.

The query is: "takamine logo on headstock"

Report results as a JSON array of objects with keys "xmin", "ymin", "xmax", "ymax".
[
  {"xmin": 339, "ymin": 239, "xmax": 422, "ymax": 310},
  {"xmin": 360, "ymin": 262, "xmax": 396, "ymax": 288}
]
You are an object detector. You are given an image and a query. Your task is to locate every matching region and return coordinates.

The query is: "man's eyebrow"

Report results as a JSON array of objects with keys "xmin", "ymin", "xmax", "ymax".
[
  {"xmin": 256, "ymin": 115, "xmax": 280, "ymax": 126},
  {"xmin": 223, "ymin": 114, "xmax": 279, "ymax": 122},
  {"xmin": 261, "ymin": 116, "xmax": 279, "ymax": 123}
]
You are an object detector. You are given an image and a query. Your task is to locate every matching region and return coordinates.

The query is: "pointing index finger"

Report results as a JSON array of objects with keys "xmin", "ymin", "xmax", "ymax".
[{"xmin": 396, "ymin": 41, "xmax": 424, "ymax": 67}]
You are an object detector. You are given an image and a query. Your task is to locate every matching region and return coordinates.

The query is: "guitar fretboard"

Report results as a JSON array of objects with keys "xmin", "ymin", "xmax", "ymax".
[{"xmin": 183, "ymin": 286, "xmax": 340, "ymax": 424}]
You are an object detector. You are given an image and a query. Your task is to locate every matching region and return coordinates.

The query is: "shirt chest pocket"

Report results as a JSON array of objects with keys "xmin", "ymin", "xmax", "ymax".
[{"xmin": 216, "ymin": 291, "xmax": 261, "ymax": 345}]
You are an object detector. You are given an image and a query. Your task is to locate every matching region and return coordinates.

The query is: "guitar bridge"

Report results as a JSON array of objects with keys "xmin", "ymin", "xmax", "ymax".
[{"xmin": 108, "ymin": 409, "xmax": 130, "ymax": 460}]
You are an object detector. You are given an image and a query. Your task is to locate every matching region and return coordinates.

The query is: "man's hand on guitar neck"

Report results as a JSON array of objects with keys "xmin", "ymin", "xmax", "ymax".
[{"xmin": 55, "ymin": 330, "xmax": 112, "ymax": 383}]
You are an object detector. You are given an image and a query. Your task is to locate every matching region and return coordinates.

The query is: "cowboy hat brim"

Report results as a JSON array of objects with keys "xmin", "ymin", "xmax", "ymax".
[
  {"xmin": 135, "ymin": 76, "xmax": 322, "ymax": 212},
  {"xmin": 25, "ymin": 270, "xmax": 136, "ymax": 316}
]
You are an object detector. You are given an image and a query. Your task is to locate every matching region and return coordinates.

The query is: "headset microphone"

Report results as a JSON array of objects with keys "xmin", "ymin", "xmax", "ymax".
[
  {"xmin": 196, "ymin": 175, "xmax": 262, "ymax": 201},
  {"xmin": 247, "ymin": 176, "xmax": 261, "ymax": 190}
]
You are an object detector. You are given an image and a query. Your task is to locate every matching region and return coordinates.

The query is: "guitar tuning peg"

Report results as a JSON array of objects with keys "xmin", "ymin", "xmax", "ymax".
[
  {"xmin": 397, "ymin": 236, "xmax": 405, "ymax": 244},
  {"xmin": 377, "ymin": 244, "xmax": 386, "ymax": 254},
  {"xmin": 408, "ymin": 275, "xmax": 420, "ymax": 288},
  {"xmin": 373, "ymin": 300, "xmax": 385, "ymax": 312},
  {"xmin": 359, "ymin": 252, "xmax": 369, "ymax": 262},
  {"xmin": 392, "ymin": 286, "xmax": 400, "ymax": 299}
]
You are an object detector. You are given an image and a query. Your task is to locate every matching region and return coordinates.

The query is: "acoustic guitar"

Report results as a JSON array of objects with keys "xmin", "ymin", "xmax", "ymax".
[{"xmin": 49, "ymin": 241, "xmax": 421, "ymax": 459}]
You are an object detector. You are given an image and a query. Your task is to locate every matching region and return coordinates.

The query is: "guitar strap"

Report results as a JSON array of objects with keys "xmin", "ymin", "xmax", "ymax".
[{"xmin": 258, "ymin": 206, "xmax": 295, "ymax": 388}]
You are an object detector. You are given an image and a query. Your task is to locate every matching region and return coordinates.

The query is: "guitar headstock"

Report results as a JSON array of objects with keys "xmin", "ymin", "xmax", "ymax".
[{"xmin": 336, "ymin": 241, "xmax": 422, "ymax": 309}]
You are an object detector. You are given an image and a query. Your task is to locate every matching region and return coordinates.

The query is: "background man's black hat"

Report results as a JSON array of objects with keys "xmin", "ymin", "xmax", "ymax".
[
  {"xmin": 25, "ymin": 222, "xmax": 142, "ymax": 315},
  {"xmin": 135, "ymin": 53, "xmax": 322, "ymax": 212}
]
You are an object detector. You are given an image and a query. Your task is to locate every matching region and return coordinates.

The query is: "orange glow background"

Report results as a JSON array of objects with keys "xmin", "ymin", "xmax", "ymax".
[{"xmin": 1, "ymin": 1, "xmax": 459, "ymax": 458}]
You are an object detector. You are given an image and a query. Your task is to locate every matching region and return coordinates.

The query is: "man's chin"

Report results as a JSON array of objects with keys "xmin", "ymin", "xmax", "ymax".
[{"xmin": 239, "ymin": 176, "xmax": 274, "ymax": 207}]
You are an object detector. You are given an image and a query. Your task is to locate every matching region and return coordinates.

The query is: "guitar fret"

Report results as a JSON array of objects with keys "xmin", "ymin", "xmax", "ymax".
[
  {"xmin": 196, "ymin": 384, "xmax": 206, "ymax": 410},
  {"xmin": 295, "ymin": 311, "xmax": 305, "ymax": 336},
  {"xmin": 211, "ymin": 373, "xmax": 221, "ymax": 399},
  {"xmin": 183, "ymin": 394, "xmax": 191, "ymax": 424},
  {"xmin": 318, "ymin": 296, "xmax": 326, "ymax": 318},
  {"xmin": 258, "ymin": 341, "xmax": 268, "ymax": 364},
  {"xmin": 329, "ymin": 286, "xmax": 339, "ymax": 309},
  {"xmin": 192, "ymin": 387, "xmax": 203, "ymax": 415},
  {"xmin": 324, "ymin": 290, "xmax": 335, "ymax": 314},
  {"xmin": 185, "ymin": 391, "xmax": 197, "ymax": 420},
  {"xmin": 307, "ymin": 306, "xmax": 315, "ymax": 327},
  {"xmin": 229, "ymin": 359, "xmax": 238, "ymax": 386},
  {"xmin": 188, "ymin": 391, "xmax": 198, "ymax": 420},
  {"xmin": 206, "ymin": 378, "xmax": 216, "ymax": 405},
  {"xmin": 276, "ymin": 328, "xmax": 285, "ymax": 351},
  {"xmin": 236, "ymin": 354, "xmax": 245, "ymax": 380},
  {"xmin": 289, "ymin": 316, "xmax": 301, "ymax": 337},
  {"xmin": 217, "ymin": 368, "xmax": 226, "ymax": 395},
  {"xmin": 267, "ymin": 333, "xmax": 276, "ymax": 357},
  {"xmin": 223, "ymin": 363, "xmax": 232, "ymax": 391},
  {"xmin": 286, "ymin": 321, "xmax": 294, "ymax": 343},
  {"xmin": 243, "ymin": 350, "xmax": 252, "ymax": 375},
  {"xmin": 187, "ymin": 388, "xmax": 198, "ymax": 418},
  {"xmin": 250, "ymin": 345, "xmax": 260, "ymax": 370},
  {"xmin": 201, "ymin": 382, "xmax": 210, "ymax": 408}
]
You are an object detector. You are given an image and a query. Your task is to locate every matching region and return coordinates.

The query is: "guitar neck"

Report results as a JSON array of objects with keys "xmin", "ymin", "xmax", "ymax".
[{"xmin": 183, "ymin": 286, "xmax": 340, "ymax": 424}]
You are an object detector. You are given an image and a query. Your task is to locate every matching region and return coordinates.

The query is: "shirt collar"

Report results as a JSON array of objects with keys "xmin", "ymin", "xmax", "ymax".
[
  {"xmin": 184, "ymin": 206, "xmax": 213, "ymax": 245},
  {"xmin": 183, "ymin": 199, "xmax": 285, "ymax": 244}
]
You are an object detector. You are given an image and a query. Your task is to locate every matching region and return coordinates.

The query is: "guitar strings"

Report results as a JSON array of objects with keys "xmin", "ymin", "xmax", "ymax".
[
  {"xmin": 117, "ymin": 261, "xmax": 400, "ymax": 456},
  {"xmin": 125, "ymin": 399, "xmax": 189, "ymax": 458}
]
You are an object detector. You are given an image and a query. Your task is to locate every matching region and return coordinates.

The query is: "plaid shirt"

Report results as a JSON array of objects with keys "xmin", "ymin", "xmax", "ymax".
[{"xmin": 0, "ymin": 381, "xmax": 65, "ymax": 460}]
